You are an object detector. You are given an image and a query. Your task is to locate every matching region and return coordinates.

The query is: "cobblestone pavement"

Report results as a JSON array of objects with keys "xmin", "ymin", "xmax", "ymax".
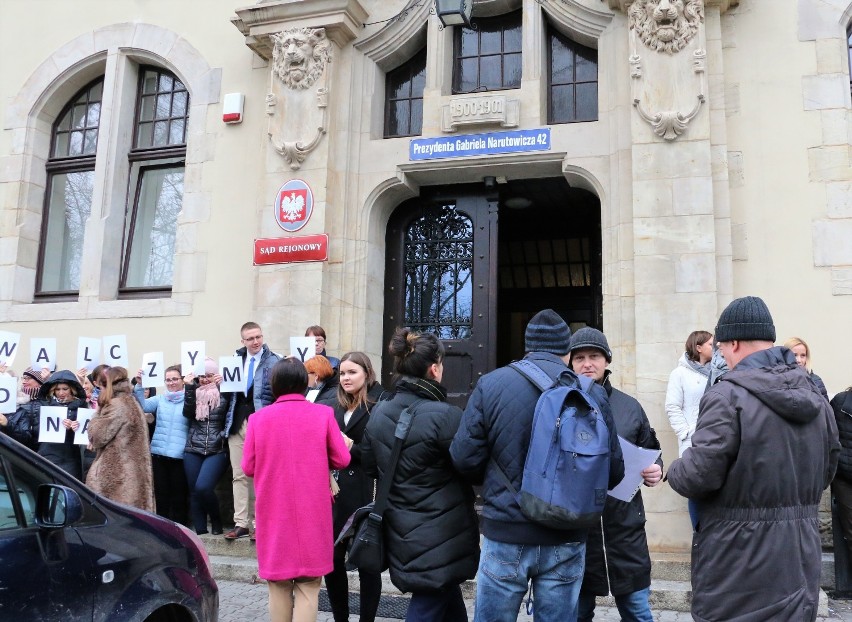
[{"xmin": 218, "ymin": 580, "xmax": 852, "ymax": 621}]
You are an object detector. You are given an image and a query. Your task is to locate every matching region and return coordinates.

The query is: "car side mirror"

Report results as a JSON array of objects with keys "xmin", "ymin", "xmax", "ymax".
[{"xmin": 35, "ymin": 484, "xmax": 83, "ymax": 528}]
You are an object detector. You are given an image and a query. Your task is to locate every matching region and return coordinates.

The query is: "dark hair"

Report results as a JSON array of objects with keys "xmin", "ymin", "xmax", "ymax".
[
  {"xmin": 89, "ymin": 364, "xmax": 110, "ymax": 388},
  {"xmin": 304, "ymin": 355, "xmax": 334, "ymax": 381},
  {"xmin": 241, "ymin": 321, "xmax": 261, "ymax": 334},
  {"xmin": 685, "ymin": 330, "xmax": 713, "ymax": 362},
  {"xmin": 388, "ymin": 328, "xmax": 444, "ymax": 379},
  {"xmin": 165, "ymin": 364, "xmax": 182, "ymax": 378},
  {"xmin": 270, "ymin": 358, "xmax": 308, "ymax": 398},
  {"xmin": 98, "ymin": 367, "xmax": 131, "ymax": 408},
  {"xmin": 336, "ymin": 352, "xmax": 377, "ymax": 411},
  {"xmin": 305, "ymin": 325, "xmax": 327, "ymax": 339}
]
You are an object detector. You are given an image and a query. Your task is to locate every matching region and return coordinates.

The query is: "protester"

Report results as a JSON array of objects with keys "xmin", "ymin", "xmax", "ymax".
[
  {"xmin": 242, "ymin": 358, "xmax": 351, "ymax": 622},
  {"xmin": 183, "ymin": 358, "xmax": 228, "ymax": 535},
  {"xmin": 304, "ymin": 355, "xmax": 339, "ymax": 406},
  {"xmin": 664, "ymin": 330, "xmax": 713, "ymax": 529},
  {"xmin": 451, "ymin": 310, "xmax": 624, "ymax": 622},
  {"xmin": 86, "ymin": 366, "xmax": 155, "ymax": 511},
  {"xmin": 136, "ymin": 364, "xmax": 190, "ymax": 524},
  {"xmin": 667, "ymin": 296, "xmax": 839, "ymax": 621},
  {"xmin": 785, "ymin": 336, "xmax": 829, "ymax": 400},
  {"xmin": 324, "ymin": 352, "xmax": 384, "ymax": 622},
  {"xmin": 34, "ymin": 369, "xmax": 88, "ymax": 480},
  {"xmin": 363, "ymin": 329, "xmax": 479, "ymax": 621},
  {"xmin": 832, "ymin": 385, "xmax": 852, "ymax": 558},
  {"xmin": 306, "ymin": 325, "xmax": 340, "ymax": 371},
  {"xmin": 0, "ymin": 365, "xmax": 45, "ymax": 450},
  {"xmin": 568, "ymin": 327, "xmax": 662, "ymax": 622},
  {"xmin": 223, "ymin": 321, "xmax": 280, "ymax": 540}
]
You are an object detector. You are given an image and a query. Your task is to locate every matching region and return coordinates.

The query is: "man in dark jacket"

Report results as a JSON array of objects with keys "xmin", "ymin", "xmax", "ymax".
[
  {"xmin": 450, "ymin": 310, "xmax": 624, "ymax": 622},
  {"xmin": 222, "ymin": 321, "xmax": 280, "ymax": 540},
  {"xmin": 668, "ymin": 296, "xmax": 840, "ymax": 622},
  {"xmin": 568, "ymin": 327, "xmax": 662, "ymax": 622}
]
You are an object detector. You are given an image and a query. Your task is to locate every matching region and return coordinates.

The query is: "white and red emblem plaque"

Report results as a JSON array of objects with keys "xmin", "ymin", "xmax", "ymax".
[{"xmin": 274, "ymin": 179, "xmax": 313, "ymax": 232}]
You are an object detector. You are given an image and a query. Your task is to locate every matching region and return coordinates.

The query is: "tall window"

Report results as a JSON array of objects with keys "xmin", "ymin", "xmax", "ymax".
[
  {"xmin": 847, "ymin": 28, "xmax": 852, "ymax": 97},
  {"xmin": 384, "ymin": 47, "xmax": 427, "ymax": 138},
  {"xmin": 404, "ymin": 205, "xmax": 473, "ymax": 339},
  {"xmin": 121, "ymin": 67, "xmax": 189, "ymax": 294},
  {"xmin": 37, "ymin": 79, "xmax": 103, "ymax": 297},
  {"xmin": 453, "ymin": 11, "xmax": 522, "ymax": 94},
  {"xmin": 548, "ymin": 27, "xmax": 598, "ymax": 124}
]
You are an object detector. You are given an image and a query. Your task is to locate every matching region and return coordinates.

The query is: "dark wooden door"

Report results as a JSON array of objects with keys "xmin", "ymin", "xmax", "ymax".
[{"xmin": 383, "ymin": 187, "xmax": 497, "ymax": 409}]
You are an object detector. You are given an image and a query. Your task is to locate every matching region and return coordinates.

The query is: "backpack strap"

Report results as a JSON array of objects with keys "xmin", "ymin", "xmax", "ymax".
[
  {"xmin": 509, "ymin": 359, "xmax": 557, "ymax": 392},
  {"xmin": 372, "ymin": 403, "xmax": 418, "ymax": 516}
]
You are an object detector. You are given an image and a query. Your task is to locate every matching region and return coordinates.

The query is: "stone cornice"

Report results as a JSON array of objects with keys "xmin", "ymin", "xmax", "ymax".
[
  {"xmin": 354, "ymin": 0, "xmax": 429, "ymax": 72},
  {"xmin": 607, "ymin": 0, "xmax": 739, "ymax": 13},
  {"xmin": 541, "ymin": 0, "xmax": 615, "ymax": 49},
  {"xmin": 232, "ymin": 0, "xmax": 368, "ymax": 60}
]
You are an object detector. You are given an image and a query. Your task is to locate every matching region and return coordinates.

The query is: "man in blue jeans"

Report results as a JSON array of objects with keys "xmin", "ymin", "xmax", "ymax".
[
  {"xmin": 568, "ymin": 327, "xmax": 663, "ymax": 622},
  {"xmin": 450, "ymin": 310, "xmax": 624, "ymax": 621}
]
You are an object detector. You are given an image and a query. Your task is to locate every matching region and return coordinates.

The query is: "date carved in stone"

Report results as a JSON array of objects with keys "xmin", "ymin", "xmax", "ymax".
[
  {"xmin": 628, "ymin": 0, "xmax": 704, "ymax": 54},
  {"xmin": 270, "ymin": 27, "xmax": 332, "ymax": 90}
]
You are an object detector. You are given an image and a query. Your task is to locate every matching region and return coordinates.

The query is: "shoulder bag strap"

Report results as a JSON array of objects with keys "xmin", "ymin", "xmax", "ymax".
[
  {"xmin": 509, "ymin": 359, "xmax": 556, "ymax": 392},
  {"xmin": 371, "ymin": 401, "xmax": 418, "ymax": 516}
]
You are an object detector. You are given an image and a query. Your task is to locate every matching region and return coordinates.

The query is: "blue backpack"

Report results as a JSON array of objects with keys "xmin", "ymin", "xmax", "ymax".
[{"xmin": 497, "ymin": 359, "xmax": 612, "ymax": 530}]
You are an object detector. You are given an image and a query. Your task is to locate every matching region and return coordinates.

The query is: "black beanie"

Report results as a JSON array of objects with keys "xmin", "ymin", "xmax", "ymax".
[
  {"xmin": 569, "ymin": 327, "xmax": 612, "ymax": 363},
  {"xmin": 714, "ymin": 296, "xmax": 776, "ymax": 343},
  {"xmin": 524, "ymin": 309, "xmax": 572, "ymax": 355}
]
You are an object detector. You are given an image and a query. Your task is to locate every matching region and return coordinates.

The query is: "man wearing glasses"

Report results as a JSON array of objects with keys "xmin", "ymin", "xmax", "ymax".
[
  {"xmin": 222, "ymin": 321, "xmax": 280, "ymax": 540},
  {"xmin": 305, "ymin": 325, "xmax": 340, "ymax": 371}
]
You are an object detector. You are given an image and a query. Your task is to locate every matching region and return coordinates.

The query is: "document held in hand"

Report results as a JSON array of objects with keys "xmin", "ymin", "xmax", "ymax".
[{"xmin": 608, "ymin": 436, "xmax": 662, "ymax": 503}]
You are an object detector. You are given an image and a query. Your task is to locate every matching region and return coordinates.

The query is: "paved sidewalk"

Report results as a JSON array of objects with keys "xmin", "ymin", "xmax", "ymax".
[{"xmin": 218, "ymin": 580, "xmax": 852, "ymax": 621}]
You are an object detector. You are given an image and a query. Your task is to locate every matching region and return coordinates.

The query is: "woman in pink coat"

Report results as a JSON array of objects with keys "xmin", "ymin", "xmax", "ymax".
[{"xmin": 242, "ymin": 358, "xmax": 351, "ymax": 622}]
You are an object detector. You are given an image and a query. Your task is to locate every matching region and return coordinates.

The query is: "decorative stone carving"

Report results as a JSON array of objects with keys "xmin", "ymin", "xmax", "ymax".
[
  {"xmin": 627, "ymin": 0, "xmax": 704, "ymax": 54},
  {"xmin": 441, "ymin": 95, "xmax": 520, "ymax": 133},
  {"xmin": 270, "ymin": 27, "xmax": 332, "ymax": 89},
  {"xmin": 268, "ymin": 88, "xmax": 328, "ymax": 170}
]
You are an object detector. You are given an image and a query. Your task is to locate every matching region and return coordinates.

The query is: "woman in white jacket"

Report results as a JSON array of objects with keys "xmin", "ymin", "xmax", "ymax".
[{"xmin": 665, "ymin": 330, "xmax": 713, "ymax": 529}]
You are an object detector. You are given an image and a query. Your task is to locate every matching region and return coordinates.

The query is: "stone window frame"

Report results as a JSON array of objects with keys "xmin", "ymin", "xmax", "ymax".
[
  {"xmin": 452, "ymin": 9, "xmax": 524, "ymax": 94},
  {"xmin": 0, "ymin": 24, "xmax": 221, "ymax": 323}
]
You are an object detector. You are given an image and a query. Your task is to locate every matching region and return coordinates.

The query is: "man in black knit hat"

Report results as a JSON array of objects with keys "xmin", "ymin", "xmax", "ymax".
[
  {"xmin": 667, "ymin": 296, "xmax": 839, "ymax": 622},
  {"xmin": 451, "ymin": 310, "xmax": 624, "ymax": 622}
]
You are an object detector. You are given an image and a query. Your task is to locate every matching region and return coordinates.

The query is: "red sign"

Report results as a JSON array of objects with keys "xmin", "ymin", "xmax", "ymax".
[
  {"xmin": 253, "ymin": 234, "xmax": 328, "ymax": 266},
  {"xmin": 278, "ymin": 188, "xmax": 308, "ymax": 223}
]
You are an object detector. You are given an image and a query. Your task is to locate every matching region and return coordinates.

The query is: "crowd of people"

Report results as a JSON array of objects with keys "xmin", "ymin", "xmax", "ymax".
[{"xmin": 0, "ymin": 297, "xmax": 847, "ymax": 622}]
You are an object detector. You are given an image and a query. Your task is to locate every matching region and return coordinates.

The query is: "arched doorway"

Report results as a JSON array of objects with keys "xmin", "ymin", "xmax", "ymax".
[{"xmin": 383, "ymin": 177, "xmax": 601, "ymax": 408}]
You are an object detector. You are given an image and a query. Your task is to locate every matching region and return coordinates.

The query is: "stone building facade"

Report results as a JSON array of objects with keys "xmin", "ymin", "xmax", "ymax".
[{"xmin": 1, "ymin": 0, "xmax": 851, "ymax": 551}]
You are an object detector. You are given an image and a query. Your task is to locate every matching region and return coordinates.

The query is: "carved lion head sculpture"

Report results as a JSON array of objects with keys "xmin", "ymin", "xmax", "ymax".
[
  {"xmin": 628, "ymin": 0, "xmax": 704, "ymax": 54},
  {"xmin": 270, "ymin": 27, "xmax": 332, "ymax": 89}
]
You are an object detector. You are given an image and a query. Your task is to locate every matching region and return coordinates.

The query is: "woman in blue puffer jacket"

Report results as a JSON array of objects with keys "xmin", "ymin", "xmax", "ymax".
[{"xmin": 135, "ymin": 364, "xmax": 190, "ymax": 524}]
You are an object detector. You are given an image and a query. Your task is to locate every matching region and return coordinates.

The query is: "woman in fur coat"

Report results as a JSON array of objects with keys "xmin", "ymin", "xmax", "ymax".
[{"xmin": 86, "ymin": 366, "xmax": 155, "ymax": 512}]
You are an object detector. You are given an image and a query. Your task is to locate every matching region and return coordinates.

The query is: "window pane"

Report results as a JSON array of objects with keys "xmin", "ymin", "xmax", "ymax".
[
  {"xmin": 57, "ymin": 110, "xmax": 71, "ymax": 132},
  {"xmin": 158, "ymin": 73, "xmax": 174, "ymax": 92},
  {"xmin": 123, "ymin": 167, "xmax": 184, "ymax": 288},
  {"xmin": 134, "ymin": 68, "xmax": 191, "ymax": 151},
  {"xmin": 69, "ymin": 131, "xmax": 84, "ymax": 156},
  {"xmin": 141, "ymin": 96, "xmax": 155, "ymax": 121},
  {"xmin": 412, "ymin": 65, "xmax": 426, "ymax": 95},
  {"xmin": 575, "ymin": 83, "xmax": 598, "ymax": 121},
  {"xmin": 480, "ymin": 28, "xmax": 502, "ymax": 56},
  {"xmin": 576, "ymin": 48, "xmax": 598, "ymax": 82},
  {"xmin": 155, "ymin": 94, "xmax": 171, "ymax": 119},
  {"xmin": 480, "ymin": 56, "xmax": 501, "ymax": 90},
  {"xmin": 410, "ymin": 99, "xmax": 423, "ymax": 136},
  {"xmin": 83, "ymin": 129, "xmax": 98, "ymax": 155},
  {"xmin": 551, "ymin": 39, "xmax": 574, "ymax": 84},
  {"xmin": 72, "ymin": 104, "xmax": 87, "ymax": 128},
  {"xmin": 153, "ymin": 121, "xmax": 169, "ymax": 146},
  {"xmin": 503, "ymin": 22, "xmax": 522, "ymax": 53},
  {"xmin": 171, "ymin": 90, "xmax": 188, "ymax": 117},
  {"xmin": 39, "ymin": 170, "xmax": 95, "ymax": 293},
  {"xmin": 89, "ymin": 80, "xmax": 103, "ymax": 101},
  {"xmin": 137, "ymin": 122, "xmax": 153, "ymax": 148},
  {"xmin": 458, "ymin": 57, "xmax": 479, "ymax": 92},
  {"xmin": 169, "ymin": 119, "xmax": 185, "ymax": 144},
  {"xmin": 504, "ymin": 53, "xmax": 522, "ymax": 88},
  {"xmin": 458, "ymin": 28, "xmax": 478, "ymax": 58},
  {"xmin": 143, "ymin": 71, "xmax": 158, "ymax": 94},
  {"xmin": 54, "ymin": 132, "xmax": 69, "ymax": 157},
  {"xmin": 86, "ymin": 102, "xmax": 101, "ymax": 126},
  {"xmin": 550, "ymin": 84, "xmax": 574, "ymax": 124}
]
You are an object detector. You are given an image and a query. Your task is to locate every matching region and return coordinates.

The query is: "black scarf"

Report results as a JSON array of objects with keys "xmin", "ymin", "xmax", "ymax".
[{"xmin": 394, "ymin": 376, "xmax": 448, "ymax": 402}]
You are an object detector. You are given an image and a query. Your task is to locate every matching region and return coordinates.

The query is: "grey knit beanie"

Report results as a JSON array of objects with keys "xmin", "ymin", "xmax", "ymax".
[
  {"xmin": 569, "ymin": 327, "xmax": 612, "ymax": 363},
  {"xmin": 714, "ymin": 296, "xmax": 776, "ymax": 343},
  {"xmin": 524, "ymin": 309, "xmax": 572, "ymax": 355}
]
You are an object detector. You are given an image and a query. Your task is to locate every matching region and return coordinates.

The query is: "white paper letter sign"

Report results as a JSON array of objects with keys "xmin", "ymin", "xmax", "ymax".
[
  {"xmin": 0, "ymin": 331, "xmax": 21, "ymax": 367},
  {"xmin": 74, "ymin": 408, "xmax": 96, "ymax": 445},
  {"xmin": 31, "ymin": 338, "xmax": 57, "ymax": 371},
  {"xmin": 0, "ymin": 375, "xmax": 16, "ymax": 414},
  {"xmin": 141, "ymin": 352, "xmax": 165, "ymax": 388},
  {"xmin": 219, "ymin": 356, "xmax": 243, "ymax": 393},
  {"xmin": 290, "ymin": 337, "xmax": 316, "ymax": 363},
  {"xmin": 102, "ymin": 335, "xmax": 129, "ymax": 368},
  {"xmin": 77, "ymin": 337, "xmax": 102, "ymax": 372},
  {"xmin": 181, "ymin": 341, "xmax": 206, "ymax": 376},
  {"xmin": 39, "ymin": 406, "xmax": 68, "ymax": 443}
]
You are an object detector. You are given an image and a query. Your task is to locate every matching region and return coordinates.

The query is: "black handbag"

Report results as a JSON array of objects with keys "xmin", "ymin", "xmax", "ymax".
[{"xmin": 335, "ymin": 404, "xmax": 416, "ymax": 573}]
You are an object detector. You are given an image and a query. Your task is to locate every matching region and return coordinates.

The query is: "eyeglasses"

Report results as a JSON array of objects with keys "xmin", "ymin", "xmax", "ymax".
[
  {"xmin": 314, "ymin": 338, "xmax": 325, "ymax": 344},
  {"xmin": 165, "ymin": 377, "xmax": 183, "ymax": 384},
  {"xmin": 242, "ymin": 335, "xmax": 263, "ymax": 342}
]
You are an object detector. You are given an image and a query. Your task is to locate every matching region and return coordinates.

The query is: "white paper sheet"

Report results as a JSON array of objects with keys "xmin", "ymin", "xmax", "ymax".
[{"xmin": 608, "ymin": 435, "xmax": 661, "ymax": 502}]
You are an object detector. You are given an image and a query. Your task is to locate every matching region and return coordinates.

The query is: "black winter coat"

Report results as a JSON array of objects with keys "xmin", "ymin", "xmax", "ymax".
[
  {"xmin": 668, "ymin": 347, "xmax": 840, "ymax": 622},
  {"xmin": 832, "ymin": 390, "xmax": 852, "ymax": 483},
  {"xmin": 582, "ymin": 374, "xmax": 662, "ymax": 597},
  {"xmin": 183, "ymin": 382, "xmax": 228, "ymax": 456},
  {"xmin": 331, "ymin": 382, "xmax": 383, "ymax": 538},
  {"xmin": 2, "ymin": 396, "xmax": 39, "ymax": 450},
  {"xmin": 362, "ymin": 378, "xmax": 479, "ymax": 593},
  {"xmin": 32, "ymin": 370, "xmax": 88, "ymax": 480},
  {"xmin": 450, "ymin": 352, "xmax": 625, "ymax": 545},
  {"xmin": 312, "ymin": 372, "xmax": 340, "ymax": 408}
]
